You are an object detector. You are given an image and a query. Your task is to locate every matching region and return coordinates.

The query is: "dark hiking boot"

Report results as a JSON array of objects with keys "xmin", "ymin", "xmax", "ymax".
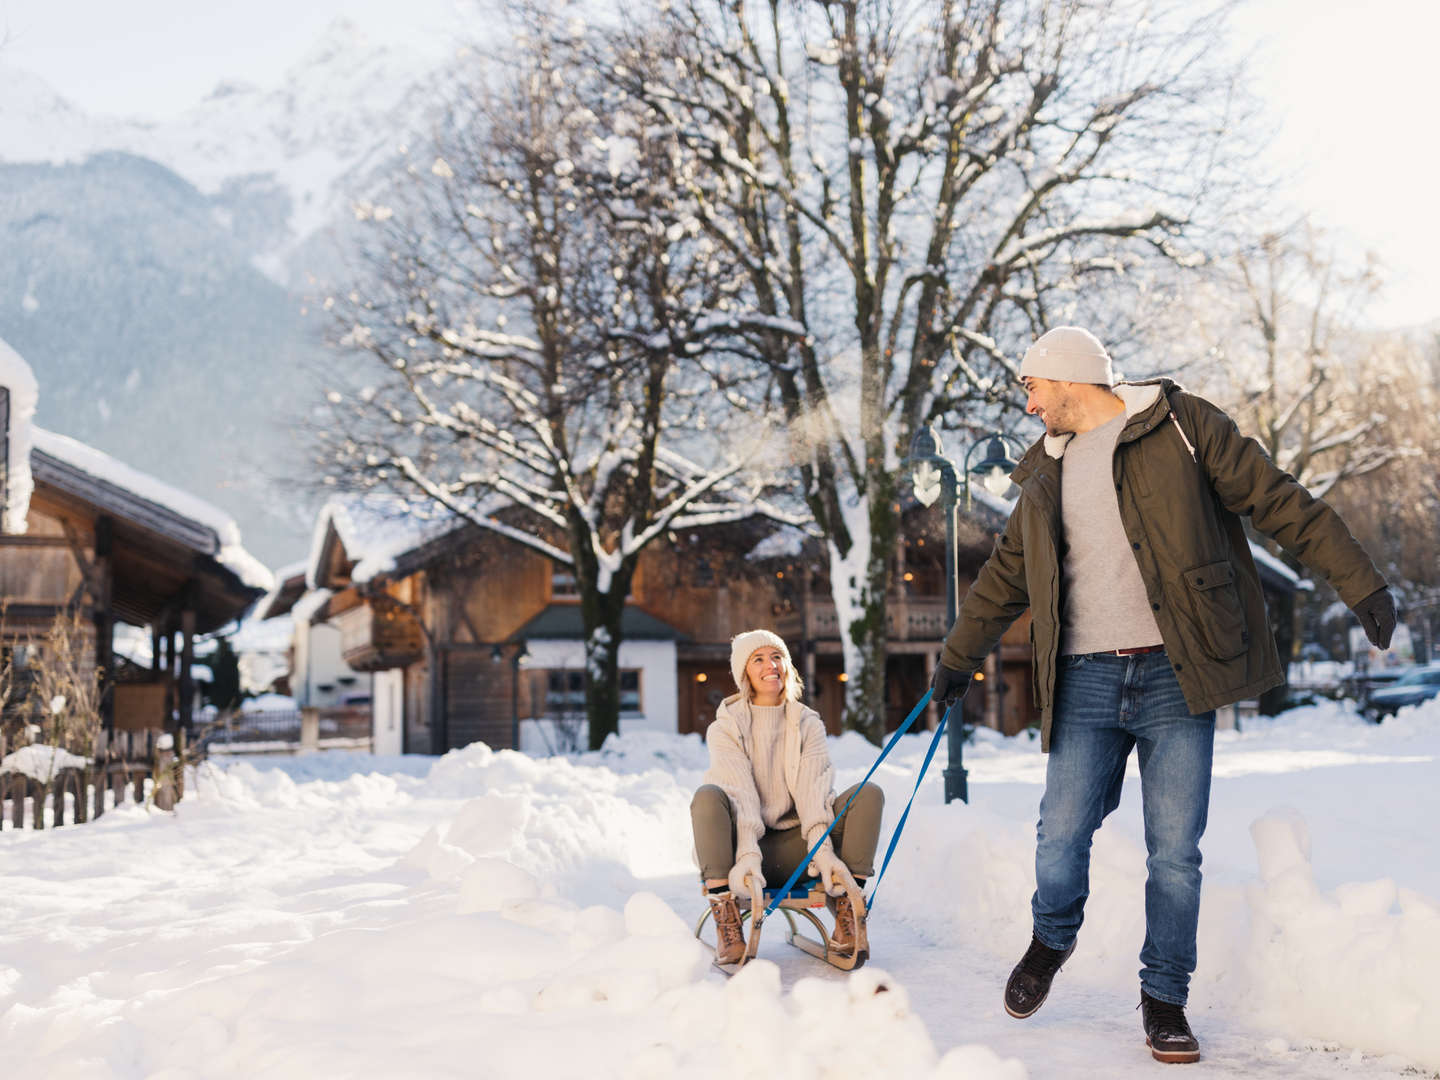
[
  {"xmin": 1140, "ymin": 991, "xmax": 1200, "ymax": 1063},
  {"xmin": 708, "ymin": 891, "xmax": 746, "ymax": 965},
  {"xmin": 1003, "ymin": 933, "xmax": 1076, "ymax": 1018}
]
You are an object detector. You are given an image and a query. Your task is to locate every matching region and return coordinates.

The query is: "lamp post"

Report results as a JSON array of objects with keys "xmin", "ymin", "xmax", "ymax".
[{"xmin": 908, "ymin": 425, "xmax": 1018, "ymax": 804}]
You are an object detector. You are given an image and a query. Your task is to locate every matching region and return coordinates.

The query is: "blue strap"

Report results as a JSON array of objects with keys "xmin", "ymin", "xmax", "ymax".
[
  {"xmin": 762, "ymin": 689, "xmax": 935, "ymax": 919},
  {"xmin": 866, "ymin": 701, "xmax": 953, "ymax": 910}
]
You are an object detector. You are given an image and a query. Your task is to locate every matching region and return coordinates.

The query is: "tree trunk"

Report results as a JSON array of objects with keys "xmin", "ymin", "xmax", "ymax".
[
  {"xmin": 829, "ymin": 473, "xmax": 902, "ymax": 745},
  {"xmin": 579, "ymin": 578, "xmax": 632, "ymax": 752}
]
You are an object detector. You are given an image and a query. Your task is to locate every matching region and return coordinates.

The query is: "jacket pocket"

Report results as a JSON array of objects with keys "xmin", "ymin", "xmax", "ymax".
[{"xmin": 1182, "ymin": 560, "xmax": 1248, "ymax": 661}]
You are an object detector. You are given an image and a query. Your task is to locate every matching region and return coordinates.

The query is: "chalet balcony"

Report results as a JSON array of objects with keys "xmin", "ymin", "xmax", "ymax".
[
  {"xmin": 333, "ymin": 602, "xmax": 424, "ymax": 671},
  {"xmin": 774, "ymin": 597, "xmax": 950, "ymax": 642}
]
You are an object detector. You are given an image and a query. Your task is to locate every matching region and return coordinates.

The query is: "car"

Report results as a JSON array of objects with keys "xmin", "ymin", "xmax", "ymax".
[{"xmin": 1363, "ymin": 664, "xmax": 1440, "ymax": 721}]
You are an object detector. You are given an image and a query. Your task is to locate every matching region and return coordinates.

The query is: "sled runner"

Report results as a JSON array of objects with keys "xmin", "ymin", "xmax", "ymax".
[{"xmin": 695, "ymin": 875, "xmax": 869, "ymax": 974}]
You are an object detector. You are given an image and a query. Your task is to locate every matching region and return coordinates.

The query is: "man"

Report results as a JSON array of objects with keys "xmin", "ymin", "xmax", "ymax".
[{"xmin": 930, "ymin": 326, "xmax": 1395, "ymax": 1063}]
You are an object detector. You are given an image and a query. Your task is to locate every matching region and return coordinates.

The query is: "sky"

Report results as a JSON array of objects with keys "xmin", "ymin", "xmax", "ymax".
[{"xmin": 0, "ymin": 0, "xmax": 1435, "ymax": 328}]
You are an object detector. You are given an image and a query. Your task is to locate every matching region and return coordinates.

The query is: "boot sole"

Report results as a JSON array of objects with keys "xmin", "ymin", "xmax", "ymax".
[
  {"xmin": 1003, "ymin": 990, "xmax": 1049, "ymax": 1020},
  {"xmin": 1147, "ymin": 1039, "xmax": 1200, "ymax": 1064}
]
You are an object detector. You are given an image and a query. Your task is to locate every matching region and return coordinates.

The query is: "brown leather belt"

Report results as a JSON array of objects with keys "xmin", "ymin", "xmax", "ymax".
[{"xmin": 1112, "ymin": 644, "xmax": 1165, "ymax": 656}]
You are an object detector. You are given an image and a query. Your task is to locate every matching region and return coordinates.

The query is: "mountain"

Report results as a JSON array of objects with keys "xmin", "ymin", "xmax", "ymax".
[{"xmin": 0, "ymin": 20, "xmax": 460, "ymax": 568}]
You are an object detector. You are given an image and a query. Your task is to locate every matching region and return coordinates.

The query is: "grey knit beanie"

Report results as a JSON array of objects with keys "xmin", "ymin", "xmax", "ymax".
[{"xmin": 1020, "ymin": 326, "xmax": 1114, "ymax": 386}]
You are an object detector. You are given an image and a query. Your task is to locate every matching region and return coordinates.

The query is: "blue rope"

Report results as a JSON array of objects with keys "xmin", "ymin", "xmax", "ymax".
[
  {"xmin": 866, "ymin": 701, "xmax": 954, "ymax": 910},
  {"xmin": 761, "ymin": 688, "xmax": 937, "ymax": 919}
]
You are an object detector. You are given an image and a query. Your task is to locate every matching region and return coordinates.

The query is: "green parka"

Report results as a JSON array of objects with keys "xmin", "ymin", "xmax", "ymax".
[{"xmin": 940, "ymin": 379, "xmax": 1387, "ymax": 751}]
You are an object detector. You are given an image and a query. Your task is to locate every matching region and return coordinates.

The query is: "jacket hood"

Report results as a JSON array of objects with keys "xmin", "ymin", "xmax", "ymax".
[{"xmin": 1008, "ymin": 377, "xmax": 1182, "ymax": 482}]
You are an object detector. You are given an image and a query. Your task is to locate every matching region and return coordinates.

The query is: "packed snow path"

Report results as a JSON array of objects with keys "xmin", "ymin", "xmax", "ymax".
[{"xmin": 2, "ymin": 699, "xmax": 1437, "ymax": 1079}]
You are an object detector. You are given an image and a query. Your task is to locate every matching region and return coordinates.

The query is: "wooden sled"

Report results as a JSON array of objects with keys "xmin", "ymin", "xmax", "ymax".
[{"xmin": 695, "ymin": 876, "xmax": 869, "ymax": 974}]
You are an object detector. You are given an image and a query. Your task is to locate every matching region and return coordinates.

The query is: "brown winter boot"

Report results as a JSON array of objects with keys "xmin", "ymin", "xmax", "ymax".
[
  {"xmin": 708, "ymin": 891, "xmax": 746, "ymax": 965},
  {"xmin": 826, "ymin": 891, "xmax": 867, "ymax": 960}
]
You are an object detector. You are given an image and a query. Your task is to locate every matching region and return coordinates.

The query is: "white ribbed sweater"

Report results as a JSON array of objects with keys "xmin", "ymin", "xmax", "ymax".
[{"xmin": 701, "ymin": 693, "xmax": 837, "ymax": 862}]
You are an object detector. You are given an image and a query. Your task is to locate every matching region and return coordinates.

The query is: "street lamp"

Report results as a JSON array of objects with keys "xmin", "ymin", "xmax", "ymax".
[
  {"xmin": 907, "ymin": 424, "xmax": 1018, "ymax": 804},
  {"xmin": 964, "ymin": 434, "xmax": 1019, "ymax": 508}
]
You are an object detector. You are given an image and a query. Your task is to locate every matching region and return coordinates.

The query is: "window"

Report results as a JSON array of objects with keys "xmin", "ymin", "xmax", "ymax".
[
  {"xmin": 547, "ymin": 671, "xmax": 584, "ymax": 711},
  {"xmin": 620, "ymin": 670, "xmax": 640, "ymax": 711},
  {"xmin": 546, "ymin": 669, "xmax": 642, "ymax": 713},
  {"xmin": 551, "ymin": 568, "xmax": 579, "ymax": 599}
]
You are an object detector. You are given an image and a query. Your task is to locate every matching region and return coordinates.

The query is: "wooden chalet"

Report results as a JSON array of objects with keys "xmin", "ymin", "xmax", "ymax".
[
  {"xmin": 281, "ymin": 489, "xmax": 1039, "ymax": 754},
  {"xmin": 0, "ymin": 348, "xmax": 268, "ymax": 754}
]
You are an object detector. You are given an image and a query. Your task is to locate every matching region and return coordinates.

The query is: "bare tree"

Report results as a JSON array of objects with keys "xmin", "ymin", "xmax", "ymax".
[
  {"xmin": 1191, "ymin": 225, "xmax": 1419, "ymax": 496},
  {"xmin": 601, "ymin": 0, "xmax": 1253, "ymax": 737},
  {"xmin": 315, "ymin": 14, "xmax": 808, "ymax": 749},
  {"xmin": 1169, "ymin": 222, "xmax": 1433, "ymax": 695}
]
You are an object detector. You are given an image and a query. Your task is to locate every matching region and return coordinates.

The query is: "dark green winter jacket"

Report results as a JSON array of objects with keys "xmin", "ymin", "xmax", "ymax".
[{"xmin": 940, "ymin": 378, "xmax": 1386, "ymax": 750}]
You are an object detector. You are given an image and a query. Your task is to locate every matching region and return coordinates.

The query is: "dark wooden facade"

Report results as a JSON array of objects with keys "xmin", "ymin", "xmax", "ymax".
[
  {"xmin": 0, "ymin": 443, "xmax": 265, "ymax": 739},
  {"xmin": 294, "ymin": 497, "xmax": 1040, "ymax": 753}
]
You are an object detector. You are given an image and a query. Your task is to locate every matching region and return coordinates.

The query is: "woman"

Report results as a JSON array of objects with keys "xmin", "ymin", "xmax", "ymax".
[{"xmin": 691, "ymin": 629, "xmax": 884, "ymax": 964}]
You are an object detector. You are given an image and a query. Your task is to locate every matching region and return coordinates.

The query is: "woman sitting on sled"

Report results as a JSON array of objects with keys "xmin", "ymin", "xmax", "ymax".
[{"xmin": 691, "ymin": 628, "xmax": 884, "ymax": 965}]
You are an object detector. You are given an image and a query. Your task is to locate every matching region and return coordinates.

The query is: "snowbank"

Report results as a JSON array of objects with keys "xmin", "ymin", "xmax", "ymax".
[{"xmin": 1, "ymin": 697, "xmax": 1436, "ymax": 1077}]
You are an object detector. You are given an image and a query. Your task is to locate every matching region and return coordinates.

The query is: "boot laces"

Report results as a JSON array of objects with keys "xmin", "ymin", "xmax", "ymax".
[
  {"xmin": 1019, "ymin": 938, "xmax": 1061, "ymax": 978},
  {"xmin": 712, "ymin": 896, "xmax": 743, "ymax": 950}
]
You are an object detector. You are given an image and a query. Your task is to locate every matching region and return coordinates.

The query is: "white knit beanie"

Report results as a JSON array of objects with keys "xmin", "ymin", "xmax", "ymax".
[
  {"xmin": 730, "ymin": 629, "xmax": 792, "ymax": 696},
  {"xmin": 1019, "ymin": 326, "xmax": 1114, "ymax": 386}
]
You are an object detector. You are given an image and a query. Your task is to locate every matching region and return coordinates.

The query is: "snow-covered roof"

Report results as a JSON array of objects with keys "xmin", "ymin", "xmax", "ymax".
[
  {"xmin": 291, "ymin": 587, "xmax": 334, "ymax": 625},
  {"xmin": 30, "ymin": 428, "xmax": 273, "ymax": 592},
  {"xmin": 744, "ymin": 524, "xmax": 811, "ymax": 561},
  {"xmin": 1249, "ymin": 542, "xmax": 1314, "ymax": 592},
  {"xmin": 230, "ymin": 611, "xmax": 297, "ymax": 653},
  {"xmin": 1, "ymin": 336, "xmax": 271, "ymax": 597},
  {"xmin": 254, "ymin": 560, "xmax": 308, "ymax": 620},
  {"xmin": 0, "ymin": 337, "xmax": 38, "ymax": 533},
  {"xmin": 306, "ymin": 492, "xmax": 465, "ymax": 589}
]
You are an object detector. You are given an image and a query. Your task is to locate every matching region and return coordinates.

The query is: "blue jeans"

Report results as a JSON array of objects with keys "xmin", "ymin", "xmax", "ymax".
[{"xmin": 1032, "ymin": 651, "xmax": 1215, "ymax": 1006}]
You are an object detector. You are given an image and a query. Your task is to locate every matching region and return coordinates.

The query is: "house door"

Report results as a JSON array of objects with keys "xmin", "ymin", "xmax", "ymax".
[{"xmin": 678, "ymin": 663, "xmax": 731, "ymax": 737}]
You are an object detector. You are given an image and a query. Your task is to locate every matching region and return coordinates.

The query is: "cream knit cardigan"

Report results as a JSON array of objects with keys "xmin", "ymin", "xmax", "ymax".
[{"xmin": 701, "ymin": 692, "xmax": 837, "ymax": 863}]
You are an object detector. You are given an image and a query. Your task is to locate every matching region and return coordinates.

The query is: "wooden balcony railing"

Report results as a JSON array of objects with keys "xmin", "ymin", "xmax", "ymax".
[{"xmin": 775, "ymin": 598, "xmax": 950, "ymax": 641}]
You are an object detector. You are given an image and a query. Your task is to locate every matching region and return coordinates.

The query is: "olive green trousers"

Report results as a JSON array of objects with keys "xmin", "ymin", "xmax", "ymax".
[{"xmin": 690, "ymin": 781, "xmax": 884, "ymax": 883}]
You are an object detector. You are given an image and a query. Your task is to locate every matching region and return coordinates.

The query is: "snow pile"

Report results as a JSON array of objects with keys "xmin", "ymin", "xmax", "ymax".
[
  {"xmin": 413, "ymin": 742, "xmax": 697, "ymax": 884},
  {"xmin": 2, "ymin": 696, "xmax": 1437, "ymax": 1077},
  {"xmin": 0, "ymin": 743, "xmax": 91, "ymax": 780},
  {"xmin": 1235, "ymin": 809, "xmax": 1440, "ymax": 1066}
]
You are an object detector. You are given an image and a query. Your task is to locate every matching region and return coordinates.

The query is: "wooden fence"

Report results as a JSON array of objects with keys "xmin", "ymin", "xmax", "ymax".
[{"xmin": 0, "ymin": 729, "xmax": 183, "ymax": 830}]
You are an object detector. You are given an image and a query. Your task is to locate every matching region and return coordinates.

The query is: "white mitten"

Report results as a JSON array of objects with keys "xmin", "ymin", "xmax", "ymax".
[
  {"xmin": 728, "ymin": 852, "xmax": 764, "ymax": 897},
  {"xmin": 808, "ymin": 847, "xmax": 857, "ymax": 897}
]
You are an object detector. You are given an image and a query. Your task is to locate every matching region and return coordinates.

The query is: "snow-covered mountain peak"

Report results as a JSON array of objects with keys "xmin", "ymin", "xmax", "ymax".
[{"xmin": 1, "ymin": 19, "xmax": 453, "ymax": 267}]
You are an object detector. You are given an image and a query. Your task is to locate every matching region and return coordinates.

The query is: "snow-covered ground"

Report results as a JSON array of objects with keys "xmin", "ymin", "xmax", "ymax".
[{"xmin": 2, "ymin": 698, "xmax": 1437, "ymax": 1079}]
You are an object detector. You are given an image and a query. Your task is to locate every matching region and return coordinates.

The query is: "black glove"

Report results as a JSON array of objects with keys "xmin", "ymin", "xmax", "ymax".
[
  {"xmin": 930, "ymin": 661, "xmax": 970, "ymax": 706},
  {"xmin": 1352, "ymin": 587, "xmax": 1397, "ymax": 650}
]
